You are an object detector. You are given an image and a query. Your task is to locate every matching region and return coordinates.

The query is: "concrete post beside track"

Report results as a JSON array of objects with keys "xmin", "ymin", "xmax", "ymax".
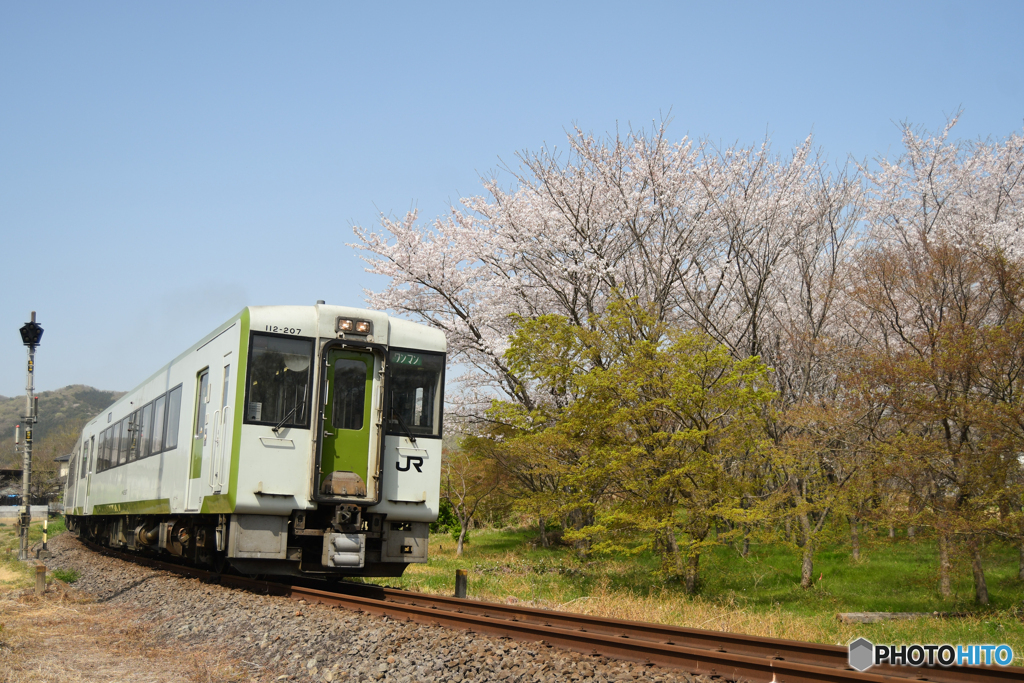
[
  {"xmin": 455, "ymin": 569, "xmax": 468, "ymax": 598},
  {"xmin": 35, "ymin": 565, "xmax": 46, "ymax": 596}
]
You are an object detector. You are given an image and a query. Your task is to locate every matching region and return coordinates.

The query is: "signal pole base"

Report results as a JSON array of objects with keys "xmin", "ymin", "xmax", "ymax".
[{"xmin": 18, "ymin": 510, "xmax": 30, "ymax": 561}]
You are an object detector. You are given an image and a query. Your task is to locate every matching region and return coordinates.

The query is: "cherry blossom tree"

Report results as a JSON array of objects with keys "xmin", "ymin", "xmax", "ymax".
[
  {"xmin": 850, "ymin": 114, "xmax": 1024, "ymax": 602},
  {"xmin": 355, "ymin": 115, "xmax": 1024, "ymax": 596},
  {"xmin": 353, "ymin": 122, "xmax": 859, "ymax": 417}
]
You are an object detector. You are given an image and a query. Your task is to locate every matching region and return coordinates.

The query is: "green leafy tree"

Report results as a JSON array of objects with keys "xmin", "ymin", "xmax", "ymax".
[
  {"xmin": 760, "ymin": 399, "xmax": 874, "ymax": 588},
  {"xmin": 430, "ymin": 497, "xmax": 460, "ymax": 537},
  {"xmin": 442, "ymin": 447, "xmax": 501, "ymax": 556},
  {"xmin": 491, "ymin": 301, "xmax": 774, "ymax": 592}
]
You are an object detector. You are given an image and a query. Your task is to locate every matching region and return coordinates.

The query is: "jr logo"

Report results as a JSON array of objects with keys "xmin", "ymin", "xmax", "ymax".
[{"xmin": 396, "ymin": 456, "xmax": 424, "ymax": 473}]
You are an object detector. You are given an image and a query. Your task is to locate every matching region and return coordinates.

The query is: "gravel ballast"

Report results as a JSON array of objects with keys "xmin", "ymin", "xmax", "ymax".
[{"xmin": 45, "ymin": 533, "xmax": 716, "ymax": 682}]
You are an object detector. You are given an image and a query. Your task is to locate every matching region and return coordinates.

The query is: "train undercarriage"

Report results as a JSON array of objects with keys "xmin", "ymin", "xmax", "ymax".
[{"xmin": 66, "ymin": 505, "xmax": 428, "ymax": 579}]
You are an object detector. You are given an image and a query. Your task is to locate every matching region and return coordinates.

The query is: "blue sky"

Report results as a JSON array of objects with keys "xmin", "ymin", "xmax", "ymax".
[{"xmin": 2, "ymin": 1, "xmax": 1023, "ymax": 396}]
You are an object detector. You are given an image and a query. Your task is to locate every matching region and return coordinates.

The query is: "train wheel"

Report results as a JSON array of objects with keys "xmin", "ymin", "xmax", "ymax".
[{"xmin": 210, "ymin": 552, "xmax": 228, "ymax": 576}]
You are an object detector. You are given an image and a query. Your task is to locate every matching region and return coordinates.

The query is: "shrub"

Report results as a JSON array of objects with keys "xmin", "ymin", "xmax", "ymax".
[{"xmin": 51, "ymin": 568, "xmax": 80, "ymax": 584}]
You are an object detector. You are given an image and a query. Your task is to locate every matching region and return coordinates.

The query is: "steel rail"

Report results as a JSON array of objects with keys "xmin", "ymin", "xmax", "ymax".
[
  {"xmin": 327, "ymin": 586, "xmax": 1021, "ymax": 683},
  {"xmin": 78, "ymin": 540, "xmax": 1023, "ymax": 683}
]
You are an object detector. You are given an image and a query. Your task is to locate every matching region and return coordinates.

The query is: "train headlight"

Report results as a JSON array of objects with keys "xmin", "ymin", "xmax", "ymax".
[{"xmin": 337, "ymin": 318, "xmax": 373, "ymax": 336}]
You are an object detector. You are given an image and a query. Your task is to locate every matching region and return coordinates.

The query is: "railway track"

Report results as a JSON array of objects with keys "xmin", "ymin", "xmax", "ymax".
[{"xmin": 79, "ymin": 540, "xmax": 1022, "ymax": 683}]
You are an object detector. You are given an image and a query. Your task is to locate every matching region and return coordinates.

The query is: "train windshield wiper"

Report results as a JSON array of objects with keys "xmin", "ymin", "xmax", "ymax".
[
  {"xmin": 272, "ymin": 400, "xmax": 305, "ymax": 434},
  {"xmin": 390, "ymin": 409, "xmax": 418, "ymax": 446}
]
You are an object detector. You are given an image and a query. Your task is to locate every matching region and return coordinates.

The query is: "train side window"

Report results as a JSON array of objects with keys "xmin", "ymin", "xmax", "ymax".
[
  {"xmin": 89, "ymin": 436, "xmax": 95, "ymax": 474},
  {"xmin": 138, "ymin": 403, "xmax": 153, "ymax": 460},
  {"xmin": 151, "ymin": 395, "xmax": 166, "ymax": 456},
  {"xmin": 195, "ymin": 371, "xmax": 210, "ymax": 440},
  {"xmin": 110, "ymin": 425, "xmax": 118, "ymax": 468},
  {"xmin": 104, "ymin": 423, "xmax": 114, "ymax": 466},
  {"xmin": 80, "ymin": 439, "xmax": 89, "ymax": 479},
  {"xmin": 108, "ymin": 421, "xmax": 118, "ymax": 467},
  {"xmin": 117, "ymin": 417, "xmax": 130, "ymax": 465},
  {"xmin": 222, "ymin": 365, "xmax": 230, "ymax": 410},
  {"xmin": 165, "ymin": 385, "xmax": 182, "ymax": 450},
  {"xmin": 97, "ymin": 427, "xmax": 105, "ymax": 471},
  {"xmin": 100, "ymin": 423, "xmax": 111, "ymax": 473},
  {"xmin": 128, "ymin": 413, "xmax": 138, "ymax": 462},
  {"xmin": 111, "ymin": 417, "xmax": 119, "ymax": 464},
  {"xmin": 108, "ymin": 430, "xmax": 115, "ymax": 471},
  {"xmin": 129, "ymin": 413, "xmax": 143, "ymax": 462}
]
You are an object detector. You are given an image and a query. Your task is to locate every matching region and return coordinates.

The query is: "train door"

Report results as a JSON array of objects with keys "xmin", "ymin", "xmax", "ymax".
[
  {"xmin": 65, "ymin": 438, "xmax": 81, "ymax": 512},
  {"xmin": 73, "ymin": 436, "xmax": 92, "ymax": 511},
  {"xmin": 83, "ymin": 434, "xmax": 95, "ymax": 514},
  {"xmin": 186, "ymin": 369, "xmax": 211, "ymax": 511},
  {"xmin": 317, "ymin": 349, "xmax": 377, "ymax": 499},
  {"xmin": 210, "ymin": 363, "xmax": 231, "ymax": 494}
]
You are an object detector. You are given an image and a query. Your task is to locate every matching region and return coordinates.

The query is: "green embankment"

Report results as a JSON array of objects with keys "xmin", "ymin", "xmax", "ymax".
[{"xmin": 374, "ymin": 526, "xmax": 1024, "ymax": 662}]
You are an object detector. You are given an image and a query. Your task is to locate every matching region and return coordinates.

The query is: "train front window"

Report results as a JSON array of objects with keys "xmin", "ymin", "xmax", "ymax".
[
  {"xmin": 387, "ymin": 350, "xmax": 444, "ymax": 438},
  {"xmin": 246, "ymin": 333, "xmax": 313, "ymax": 428}
]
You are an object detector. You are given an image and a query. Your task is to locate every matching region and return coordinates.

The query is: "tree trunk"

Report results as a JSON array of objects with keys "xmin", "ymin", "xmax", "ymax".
[
  {"xmin": 938, "ymin": 533, "xmax": 952, "ymax": 597},
  {"xmin": 888, "ymin": 524, "xmax": 895, "ymax": 538},
  {"xmin": 907, "ymin": 497, "xmax": 920, "ymax": 538},
  {"xmin": 797, "ymin": 513, "xmax": 814, "ymax": 588},
  {"xmin": 684, "ymin": 550, "xmax": 701, "ymax": 595},
  {"xmin": 538, "ymin": 516, "xmax": 548, "ymax": 548},
  {"xmin": 789, "ymin": 477, "xmax": 814, "ymax": 588},
  {"xmin": 456, "ymin": 522, "xmax": 468, "ymax": 557},
  {"xmin": 849, "ymin": 515, "xmax": 860, "ymax": 561},
  {"xmin": 741, "ymin": 530, "xmax": 750, "ymax": 558},
  {"xmin": 1019, "ymin": 505, "xmax": 1024, "ymax": 580},
  {"xmin": 968, "ymin": 536, "xmax": 989, "ymax": 605},
  {"xmin": 800, "ymin": 544, "xmax": 814, "ymax": 589},
  {"xmin": 664, "ymin": 527, "xmax": 687, "ymax": 579}
]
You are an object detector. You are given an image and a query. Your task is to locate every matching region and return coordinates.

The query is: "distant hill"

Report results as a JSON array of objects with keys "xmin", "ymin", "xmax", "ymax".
[{"xmin": 0, "ymin": 385, "xmax": 124, "ymax": 468}]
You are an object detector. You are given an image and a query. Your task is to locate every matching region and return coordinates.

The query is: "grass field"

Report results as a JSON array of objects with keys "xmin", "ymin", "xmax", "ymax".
[
  {"xmin": 0, "ymin": 517, "xmax": 66, "ymax": 590},
  {"xmin": 370, "ymin": 525, "xmax": 1024, "ymax": 663}
]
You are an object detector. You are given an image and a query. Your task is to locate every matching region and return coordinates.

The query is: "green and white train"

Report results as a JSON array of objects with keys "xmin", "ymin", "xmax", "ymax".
[{"xmin": 64, "ymin": 304, "xmax": 445, "ymax": 577}]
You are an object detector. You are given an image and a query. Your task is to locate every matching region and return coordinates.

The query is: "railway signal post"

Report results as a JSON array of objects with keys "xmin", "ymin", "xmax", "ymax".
[{"xmin": 17, "ymin": 312, "xmax": 43, "ymax": 561}]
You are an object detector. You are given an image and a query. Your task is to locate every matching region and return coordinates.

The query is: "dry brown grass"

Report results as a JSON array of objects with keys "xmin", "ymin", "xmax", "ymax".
[
  {"xmin": 542, "ymin": 579, "xmax": 856, "ymax": 645},
  {"xmin": 405, "ymin": 544, "xmax": 861, "ymax": 646},
  {"xmin": 0, "ymin": 567, "xmax": 19, "ymax": 585},
  {"xmin": 0, "ymin": 580, "xmax": 276, "ymax": 683}
]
